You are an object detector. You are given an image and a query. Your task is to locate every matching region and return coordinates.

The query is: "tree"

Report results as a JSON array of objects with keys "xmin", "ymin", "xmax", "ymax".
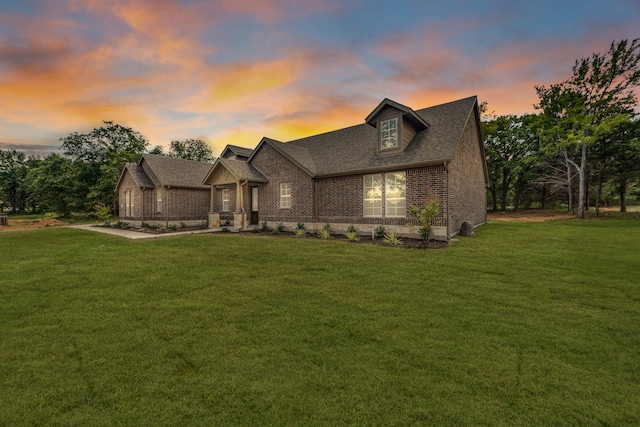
[
  {"xmin": 483, "ymin": 114, "xmax": 540, "ymax": 211},
  {"xmin": 535, "ymin": 39, "xmax": 640, "ymax": 218},
  {"xmin": 59, "ymin": 121, "xmax": 148, "ymax": 212},
  {"xmin": 168, "ymin": 139, "xmax": 215, "ymax": 162},
  {"xmin": 0, "ymin": 149, "xmax": 29, "ymax": 212},
  {"xmin": 25, "ymin": 154, "xmax": 77, "ymax": 215}
]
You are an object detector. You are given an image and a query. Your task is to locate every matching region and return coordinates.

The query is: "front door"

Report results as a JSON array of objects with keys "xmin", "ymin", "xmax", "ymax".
[{"xmin": 251, "ymin": 186, "xmax": 259, "ymax": 225}]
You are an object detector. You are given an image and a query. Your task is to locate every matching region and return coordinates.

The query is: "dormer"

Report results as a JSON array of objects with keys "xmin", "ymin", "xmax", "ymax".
[
  {"xmin": 365, "ymin": 98, "xmax": 430, "ymax": 157},
  {"xmin": 220, "ymin": 145, "xmax": 254, "ymax": 161}
]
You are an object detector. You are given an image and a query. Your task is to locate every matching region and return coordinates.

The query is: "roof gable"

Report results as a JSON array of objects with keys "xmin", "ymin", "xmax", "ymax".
[
  {"xmin": 248, "ymin": 137, "xmax": 316, "ymax": 176},
  {"xmin": 365, "ymin": 98, "xmax": 430, "ymax": 131},
  {"xmin": 115, "ymin": 162, "xmax": 155, "ymax": 190},
  {"xmin": 220, "ymin": 144, "xmax": 254, "ymax": 159},
  {"xmin": 140, "ymin": 154, "xmax": 213, "ymax": 189},
  {"xmin": 203, "ymin": 157, "xmax": 268, "ymax": 184}
]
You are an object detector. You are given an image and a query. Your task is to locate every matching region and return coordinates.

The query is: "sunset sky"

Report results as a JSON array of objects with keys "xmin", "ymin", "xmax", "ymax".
[{"xmin": 1, "ymin": 0, "xmax": 638, "ymax": 156}]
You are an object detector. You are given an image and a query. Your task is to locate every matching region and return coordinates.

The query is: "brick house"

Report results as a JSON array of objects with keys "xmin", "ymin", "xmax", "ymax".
[
  {"xmin": 203, "ymin": 96, "xmax": 488, "ymax": 239},
  {"xmin": 115, "ymin": 154, "xmax": 213, "ymax": 227}
]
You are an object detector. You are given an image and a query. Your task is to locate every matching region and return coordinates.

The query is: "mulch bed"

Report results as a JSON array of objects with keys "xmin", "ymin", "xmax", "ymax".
[{"xmin": 240, "ymin": 230, "xmax": 449, "ymax": 249}]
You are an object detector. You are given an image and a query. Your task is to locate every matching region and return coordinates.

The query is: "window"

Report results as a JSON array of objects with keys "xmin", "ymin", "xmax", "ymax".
[
  {"xmin": 363, "ymin": 174, "xmax": 382, "ymax": 217},
  {"xmin": 363, "ymin": 171, "xmax": 406, "ymax": 218},
  {"xmin": 125, "ymin": 190, "xmax": 134, "ymax": 217},
  {"xmin": 385, "ymin": 172, "xmax": 406, "ymax": 217},
  {"xmin": 222, "ymin": 189, "xmax": 230, "ymax": 212},
  {"xmin": 280, "ymin": 183, "xmax": 291, "ymax": 209},
  {"xmin": 156, "ymin": 188, "xmax": 163, "ymax": 213},
  {"xmin": 380, "ymin": 118, "xmax": 398, "ymax": 149}
]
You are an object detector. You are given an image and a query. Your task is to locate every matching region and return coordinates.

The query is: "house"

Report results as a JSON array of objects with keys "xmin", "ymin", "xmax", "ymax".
[
  {"xmin": 203, "ymin": 96, "xmax": 488, "ymax": 239},
  {"xmin": 115, "ymin": 154, "xmax": 213, "ymax": 226}
]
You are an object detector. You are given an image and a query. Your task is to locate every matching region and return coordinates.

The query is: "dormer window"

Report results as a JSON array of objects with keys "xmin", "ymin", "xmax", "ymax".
[{"xmin": 381, "ymin": 118, "xmax": 398, "ymax": 149}]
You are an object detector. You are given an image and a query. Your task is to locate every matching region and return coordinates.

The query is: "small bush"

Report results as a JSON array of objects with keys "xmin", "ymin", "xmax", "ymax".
[
  {"xmin": 261, "ymin": 221, "xmax": 269, "ymax": 231},
  {"xmin": 322, "ymin": 223, "xmax": 332, "ymax": 233},
  {"xmin": 383, "ymin": 232, "xmax": 402, "ymax": 246},
  {"xmin": 141, "ymin": 222, "xmax": 150, "ymax": 229},
  {"xmin": 346, "ymin": 230, "xmax": 360, "ymax": 242},
  {"xmin": 296, "ymin": 222, "xmax": 306, "ymax": 231},
  {"xmin": 317, "ymin": 228, "xmax": 332, "ymax": 240},
  {"xmin": 276, "ymin": 223, "xmax": 286, "ymax": 232},
  {"xmin": 115, "ymin": 221, "xmax": 129, "ymax": 229},
  {"xmin": 221, "ymin": 227, "xmax": 230, "ymax": 233},
  {"xmin": 180, "ymin": 222, "xmax": 187, "ymax": 229},
  {"xmin": 374, "ymin": 225, "xmax": 386, "ymax": 239},
  {"xmin": 347, "ymin": 224, "xmax": 358, "ymax": 234},
  {"xmin": 271, "ymin": 229, "xmax": 280, "ymax": 235},
  {"xmin": 168, "ymin": 224, "xmax": 178, "ymax": 230},
  {"xmin": 295, "ymin": 229, "xmax": 306, "ymax": 238}
]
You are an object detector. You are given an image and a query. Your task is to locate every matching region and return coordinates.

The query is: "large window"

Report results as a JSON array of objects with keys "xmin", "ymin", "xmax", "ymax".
[
  {"xmin": 363, "ymin": 171, "xmax": 405, "ymax": 218},
  {"xmin": 363, "ymin": 174, "xmax": 382, "ymax": 217},
  {"xmin": 222, "ymin": 189, "xmax": 230, "ymax": 212},
  {"xmin": 385, "ymin": 171, "xmax": 406, "ymax": 217},
  {"xmin": 280, "ymin": 182, "xmax": 291, "ymax": 209},
  {"xmin": 381, "ymin": 118, "xmax": 398, "ymax": 149},
  {"xmin": 156, "ymin": 188, "xmax": 163, "ymax": 213},
  {"xmin": 125, "ymin": 190, "xmax": 134, "ymax": 217}
]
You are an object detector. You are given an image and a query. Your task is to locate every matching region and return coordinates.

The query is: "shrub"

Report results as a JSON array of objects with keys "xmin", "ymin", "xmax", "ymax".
[
  {"xmin": 93, "ymin": 202, "xmax": 111, "ymax": 224},
  {"xmin": 374, "ymin": 225, "xmax": 386, "ymax": 238},
  {"xmin": 296, "ymin": 222, "xmax": 306, "ymax": 231},
  {"xmin": 179, "ymin": 222, "xmax": 187, "ymax": 229},
  {"xmin": 115, "ymin": 221, "xmax": 129, "ymax": 229},
  {"xmin": 347, "ymin": 224, "xmax": 358, "ymax": 234},
  {"xmin": 276, "ymin": 223, "xmax": 286, "ymax": 232},
  {"xmin": 383, "ymin": 232, "xmax": 402, "ymax": 246},
  {"xmin": 271, "ymin": 229, "xmax": 280, "ymax": 235},
  {"xmin": 322, "ymin": 223, "xmax": 332, "ymax": 233},
  {"xmin": 221, "ymin": 226, "xmax": 230, "ymax": 233},
  {"xmin": 141, "ymin": 222, "xmax": 150, "ymax": 229},
  {"xmin": 295, "ymin": 229, "xmax": 306, "ymax": 238},
  {"xmin": 261, "ymin": 221, "xmax": 269, "ymax": 231},
  {"xmin": 408, "ymin": 187, "xmax": 441, "ymax": 242},
  {"xmin": 317, "ymin": 228, "xmax": 332, "ymax": 240},
  {"xmin": 346, "ymin": 230, "xmax": 360, "ymax": 242},
  {"xmin": 168, "ymin": 224, "xmax": 178, "ymax": 231}
]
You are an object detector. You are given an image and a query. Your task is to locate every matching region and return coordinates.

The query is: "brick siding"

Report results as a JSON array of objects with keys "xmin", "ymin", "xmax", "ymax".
[{"xmin": 447, "ymin": 115, "xmax": 487, "ymax": 235}]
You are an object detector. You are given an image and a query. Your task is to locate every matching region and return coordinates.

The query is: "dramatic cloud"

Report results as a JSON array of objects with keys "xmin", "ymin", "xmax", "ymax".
[{"xmin": 0, "ymin": 0, "xmax": 638, "ymax": 153}]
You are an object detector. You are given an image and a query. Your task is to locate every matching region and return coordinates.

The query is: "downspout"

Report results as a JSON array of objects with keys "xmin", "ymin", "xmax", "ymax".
[
  {"xmin": 444, "ymin": 161, "xmax": 450, "ymax": 238},
  {"xmin": 165, "ymin": 186, "xmax": 170, "ymax": 227},
  {"xmin": 140, "ymin": 187, "xmax": 145, "ymax": 222},
  {"xmin": 240, "ymin": 180, "xmax": 248, "ymax": 212}
]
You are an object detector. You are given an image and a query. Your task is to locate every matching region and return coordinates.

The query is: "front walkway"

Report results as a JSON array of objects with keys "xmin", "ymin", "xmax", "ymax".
[{"xmin": 69, "ymin": 225, "xmax": 216, "ymax": 240}]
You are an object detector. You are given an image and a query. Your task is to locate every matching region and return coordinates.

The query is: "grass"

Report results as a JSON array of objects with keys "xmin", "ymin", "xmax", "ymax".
[{"xmin": 1, "ymin": 218, "xmax": 639, "ymax": 425}]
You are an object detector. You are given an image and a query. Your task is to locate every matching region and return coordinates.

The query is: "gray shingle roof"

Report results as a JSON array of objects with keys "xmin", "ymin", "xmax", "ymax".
[
  {"xmin": 123, "ymin": 163, "xmax": 155, "ymax": 188},
  {"xmin": 141, "ymin": 154, "xmax": 213, "ymax": 189},
  {"xmin": 268, "ymin": 96, "xmax": 477, "ymax": 177},
  {"xmin": 217, "ymin": 157, "xmax": 268, "ymax": 182},
  {"xmin": 221, "ymin": 145, "xmax": 254, "ymax": 158}
]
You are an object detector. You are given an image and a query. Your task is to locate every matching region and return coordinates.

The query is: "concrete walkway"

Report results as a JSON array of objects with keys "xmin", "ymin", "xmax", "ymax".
[{"xmin": 69, "ymin": 224, "xmax": 217, "ymax": 240}]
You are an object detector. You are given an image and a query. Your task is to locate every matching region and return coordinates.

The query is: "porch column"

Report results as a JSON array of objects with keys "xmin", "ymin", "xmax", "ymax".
[
  {"xmin": 210, "ymin": 185, "xmax": 217, "ymax": 212},
  {"xmin": 235, "ymin": 180, "xmax": 242, "ymax": 213}
]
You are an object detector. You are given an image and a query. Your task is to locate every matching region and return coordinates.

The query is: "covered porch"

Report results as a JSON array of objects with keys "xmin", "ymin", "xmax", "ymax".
[{"xmin": 202, "ymin": 158, "xmax": 268, "ymax": 230}]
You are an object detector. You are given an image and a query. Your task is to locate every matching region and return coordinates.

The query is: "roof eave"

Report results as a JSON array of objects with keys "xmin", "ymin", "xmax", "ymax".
[{"xmin": 315, "ymin": 159, "xmax": 450, "ymax": 178}]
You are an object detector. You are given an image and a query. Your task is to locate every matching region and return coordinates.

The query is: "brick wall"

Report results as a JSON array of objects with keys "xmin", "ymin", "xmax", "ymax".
[
  {"xmin": 252, "ymin": 143, "xmax": 315, "ymax": 223},
  {"xmin": 166, "ymin": 188, "xmax": 209, "ymax": 221},
  {"xmin": 406, "ymin": 165, "xmax": 448, "ymax": 227},
  {"xmin": 447, "ymin": 114, "xmax": 487, "ymax": 235}
]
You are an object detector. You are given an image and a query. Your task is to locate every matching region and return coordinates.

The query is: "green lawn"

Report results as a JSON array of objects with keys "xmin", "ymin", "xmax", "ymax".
[{"xmin": 1, "ymin": 219, "xmax": 639, "ymax": 426}]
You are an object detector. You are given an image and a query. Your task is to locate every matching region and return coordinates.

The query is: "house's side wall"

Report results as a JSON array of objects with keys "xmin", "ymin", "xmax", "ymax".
[
  {"xmin": 117, "ymin": 171, "xmax": 144, "ymax": 220},
  {"xmin": 406, "ymin": 165, "xmax": 448, "ymax": 228},
  {"xmin": 167, "ymin": 188, "xmax": 209, "ymax": 222},
  {"xmin": 251, "ymin": 144, "xmax": 315, "ymax": 223},
  {"xmin": 447, "ymin": 114, "xmax": 487, "ymax": 235}
]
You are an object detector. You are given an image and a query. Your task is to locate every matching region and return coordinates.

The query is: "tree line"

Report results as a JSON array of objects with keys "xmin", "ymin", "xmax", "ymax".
[
  {"xmin": 483, "ymin": 39, "xmax": 640, "ymax": 216},
  {"xmin": 2, "ymin": 39, "xmax": 639, "ymax": 218},
  {"xmin": 0, "ymin": 122, "xmax": 214, "ymax": 215}
]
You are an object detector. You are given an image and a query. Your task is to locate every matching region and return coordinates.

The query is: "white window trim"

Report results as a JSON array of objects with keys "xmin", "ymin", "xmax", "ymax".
[
  {"xmin": 380, "ymin": 118, "xmax": 398, "ymax": 150},
  {"xmin": 385, "ymin": 171, "xmax": 406, "ymax": 218},
  {"xmin": 280, "ymin": 182, "xmax": 291, "ymax": 209},
  {"xmin": 156, "ymin": 188, "xmax": 163, "ymax": 213},
  {"xmin": 362, "ymin": 171, "xmax": 406, "ymax": 218},
  {"xmin": 363, "ymin": 173, "xmax": 382, "ymax": 217},
  {"xmin": 221, "ymin": 189, "xmax": 230, "ymax": 212}
]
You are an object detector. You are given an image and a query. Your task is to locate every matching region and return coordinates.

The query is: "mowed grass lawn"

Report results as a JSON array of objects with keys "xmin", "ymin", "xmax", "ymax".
[{"xmin": 1, "ymin": 219, "xmax": 639, "ymax": 426}]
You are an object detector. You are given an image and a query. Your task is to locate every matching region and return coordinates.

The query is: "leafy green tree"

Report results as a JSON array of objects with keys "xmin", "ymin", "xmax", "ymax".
[
  {"xmin": 168, "ymin": 139, "xmax": 215, "ymax": 162},
  {"xmin": 59, "ymin": 121, "xmax": 148, "ymax": 212},
  {"xmin": 0, "ymin": 149, "xmax": 29, "ymax": 212},
  {"xmin": 25, "ymin": 154, "xmax": 77, "ymax": 215},
  {"xmin": 535, "ymin": 39, "xmax": 640, "ymax": 218}
]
